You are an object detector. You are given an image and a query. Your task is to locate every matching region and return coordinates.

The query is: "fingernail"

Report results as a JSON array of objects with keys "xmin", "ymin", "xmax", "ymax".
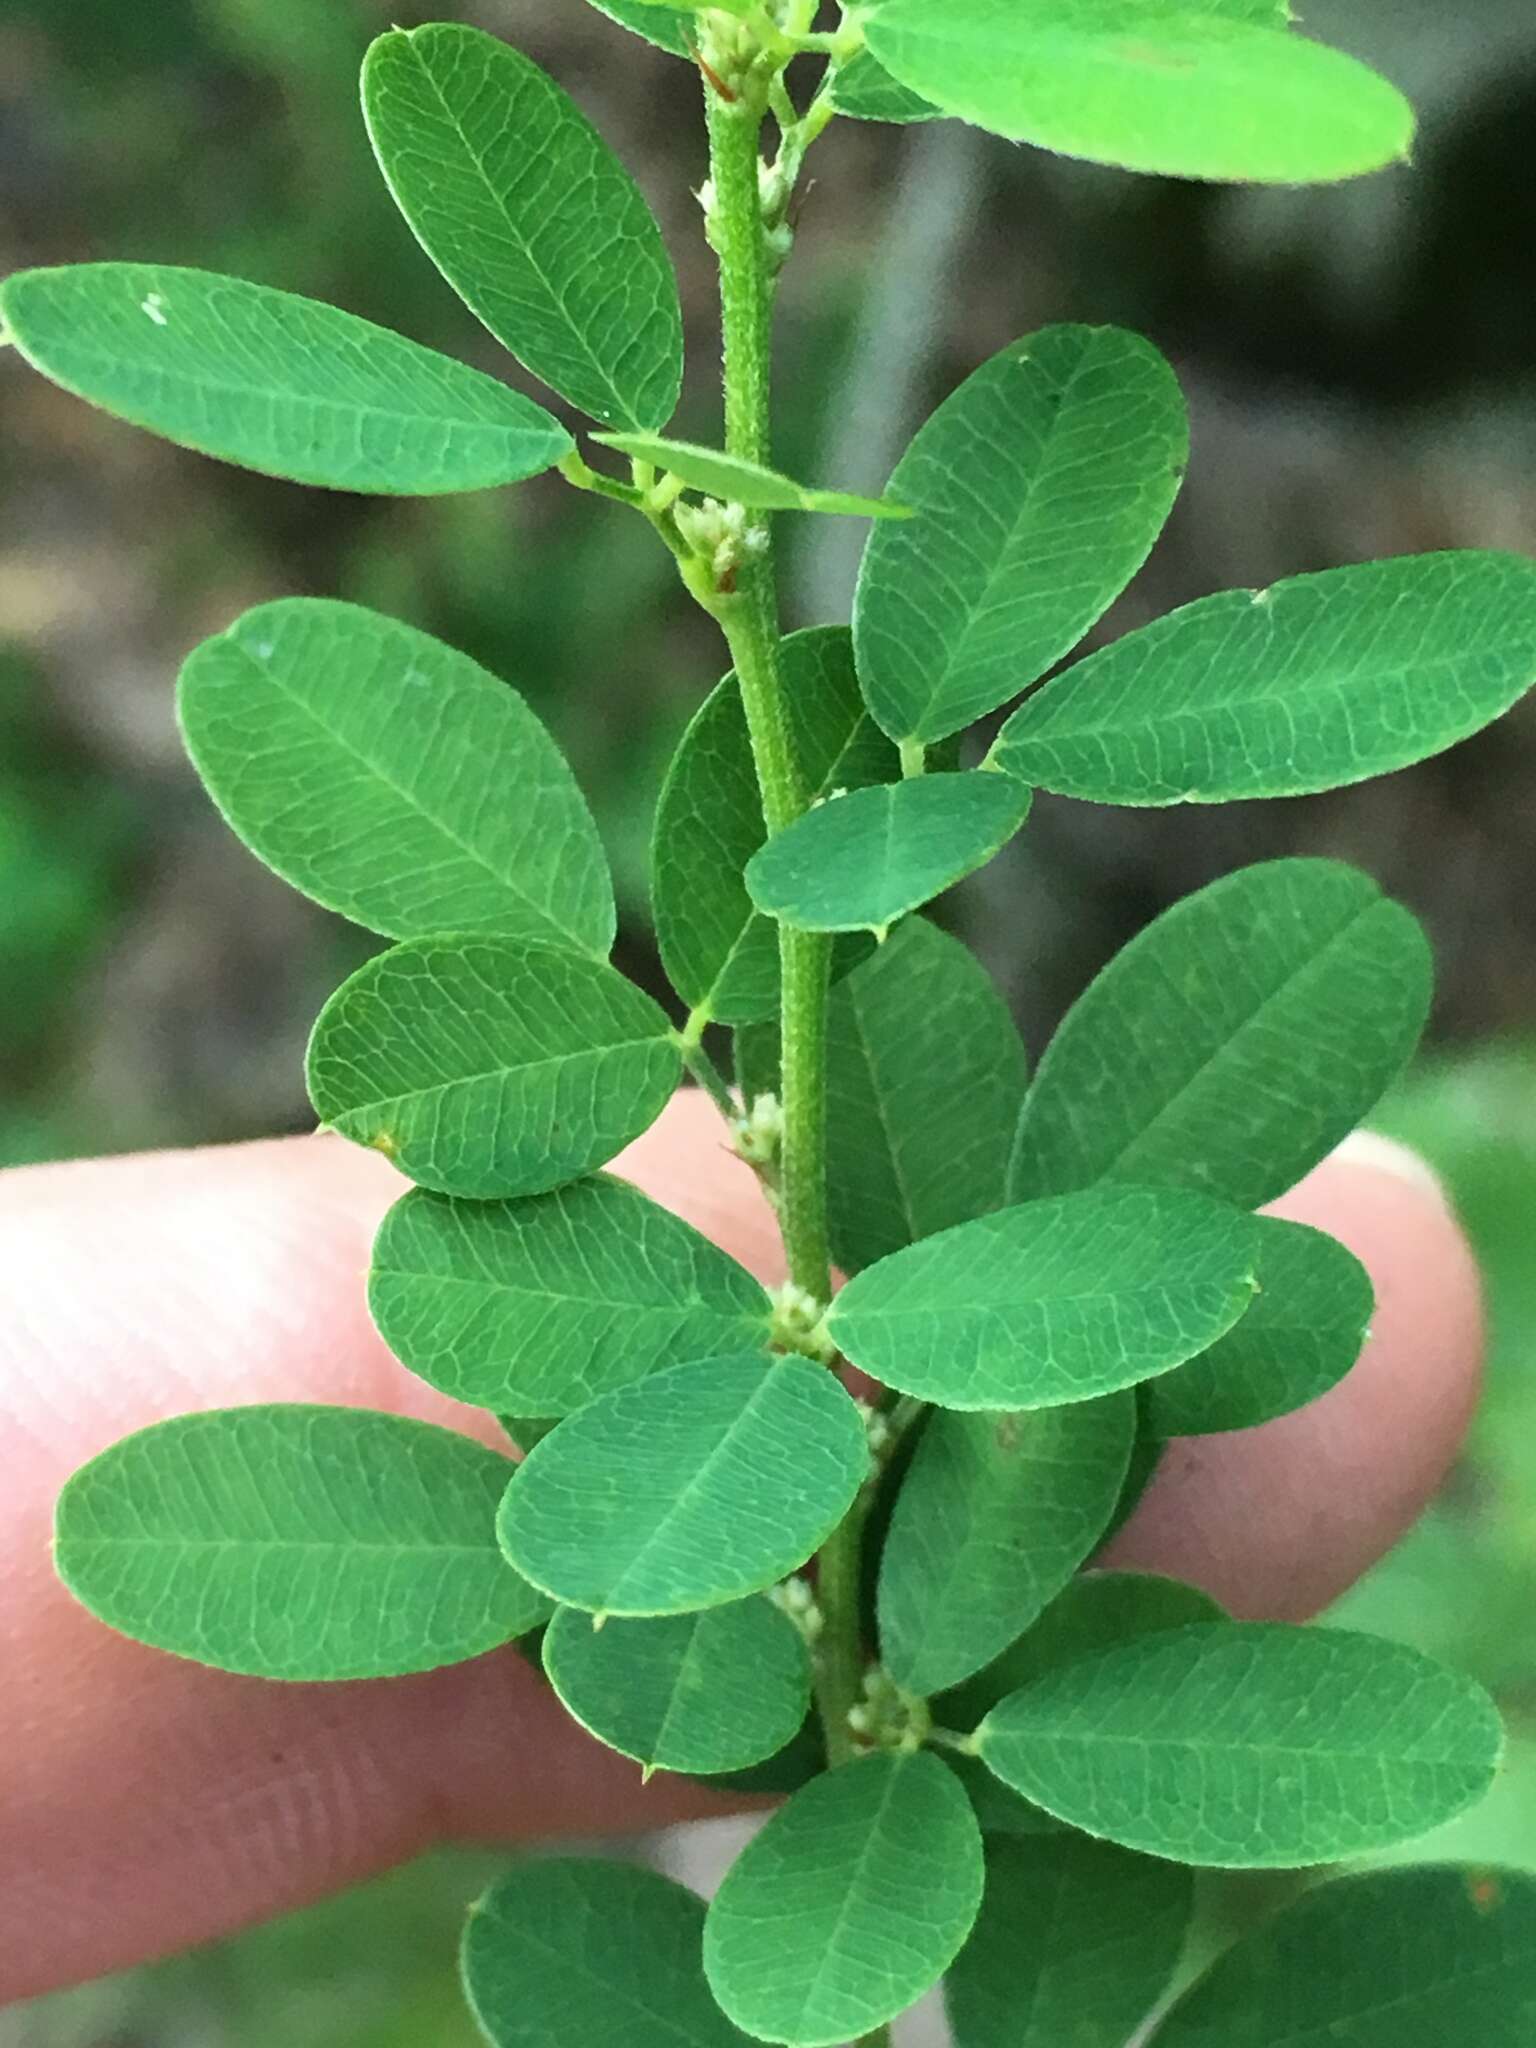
[{"xmin": 1332, "ymin": 1129, "xmax": 1448, "ymax": 1204}]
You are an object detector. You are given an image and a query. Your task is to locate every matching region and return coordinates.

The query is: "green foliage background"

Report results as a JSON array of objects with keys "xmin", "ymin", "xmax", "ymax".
[{"xmin": 5, "ymin": 0, "xmax": 1536, "ymax": 2037}]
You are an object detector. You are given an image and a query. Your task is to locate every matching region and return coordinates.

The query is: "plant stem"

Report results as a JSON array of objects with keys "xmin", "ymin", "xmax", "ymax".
[
  {"xmin": 705, "ymin": 82, "xmax": 832, "ymax": 1306},
  {"xmin": 707, "ymin": 72, "xmax": 871, "ymax": 1771}
]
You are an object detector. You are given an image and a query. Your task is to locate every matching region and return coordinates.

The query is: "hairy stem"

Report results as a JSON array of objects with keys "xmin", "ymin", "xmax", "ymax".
[
  {"xmin": 705, "ymin": 83, "xmax": 832, "ymax": 1306},
  {"xmin": 706, "ymin": 73, "xmax": 872, "ymax": 1773}
]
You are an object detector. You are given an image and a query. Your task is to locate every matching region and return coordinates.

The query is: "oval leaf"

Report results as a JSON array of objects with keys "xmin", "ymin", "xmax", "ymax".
[
  {"xmin": 307, "ymin": 939, "xmax": 679, "ymax": 1199},
  {"xmin": 827, "ymin": 1186, "xmax": 1262, "ymax": 1410},
  {"xmin": 497, "ymin": 1355, "xmax": 869, "ymax": 1616},
  {"xmin": 0, "ymin": 263, "xmax": 571, "ymax": 492},
  {"xmin": 822, "ymin": 918, "xmax": 1028, "ymax": 1272},
  {"xmin": 947, "ymin": 1836, "xmax": 1193, "ymax": 2048},
  {"xmin": 653, "ymin": 627, "xmax": 897, "ymax": 1027},
  {"xmin": 584, "ymin": 0, "xmax": 693, "ymax": 56},
  {"xmin": 854, "ymin": 326, "xmax": 1187, "ymax": 746},
  {"xmin": 595, "ymin": 432, "xmax": 909, "ymax": 518},
  {"xmin": 1011, "ymin": 859, "xmax": 1433, "ymax": 1209},
  {"xmin": 976, "ymin": 1622, "xmax": 1503, "ymax": 1867},
  {"xmin": 704, "ymin": 1750, "xmax": 984, "ymax": 2046},
  {"xmin": 864, "ymin": 1, "xmax": 1415, "ymax": 185},
  {"xmin": 542, "ymin": 1596, "xmax": 810, "ymax": 1774},
  {"xmin": 1142, "ymin": 1215, "xmax": 1373, "ymax": 1438},
  {"xmin": 463, "ymin": 1859, "xmax": 753, "ymax": 2048},
  {"xmin": 179, "ymin": 600, "xmax": 614, "ymax": 952},
  {"xmin": 831, "ymin": 52, "xmax": 942, "ymax": 124},
  {"xmin": 993, "ymin": 552, "xmax": 1536, "ymax": 802},
  {"xmin": 746, "ymin": 774, "xmax": 1032, "ymax": 936},
  {"xmin": 942, "ymin": 1569, "xmax": 1229, "ymax": 1731},
  {"xmin": 879, "ymin": 1394, "xmax": 1135, "ymax": 1696},
  {"xmin": 364, "ymin": 25, "xmax": 683, "ymax": 430},
  {"xmin": 370, "ymin": 1175, "xmax": 772, "ymax": 1417},
  {"xmin": 1153, "ymin": 1864, "xmax": 1536, "ymax": 2046},
  {"xmin": 55, "ymin": 1405, "xmax": 546, "ymax": 1680}
]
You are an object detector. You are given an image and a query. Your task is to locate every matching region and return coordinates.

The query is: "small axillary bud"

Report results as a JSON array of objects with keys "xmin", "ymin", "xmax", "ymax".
[
  {"xmin": 673, "ymin": 495, "xmax": 770, "ymax": 593},
  {"xmin": 771, "ymin": 1280, "xmax": 836, "ymax": 1363},
  {"xmin": 769, "ymin": 1574, "xmax": 825, "ymax": 1645},
  {"xmin": 696, "ymin": 9, "xmax": 764, "ymax": 102},
  {"xmin": 732, "ymin": 1088, "xmax": 783, "ymax": 1170},
  {"xmin": 848, "ymin": 1668, "xmax": 932, "ymax": 1755}
]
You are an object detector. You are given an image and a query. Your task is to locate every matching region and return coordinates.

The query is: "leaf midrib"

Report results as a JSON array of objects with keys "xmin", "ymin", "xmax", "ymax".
[
  {"xmin": 221, "ymin": 634, "xmax": 601, "ymax": 955},
  {"xmin": 395, "ymin": 32, "xmax": 637, "ymax": 427},
  {"xmin": 332, "ymin": 1028, "xmax": 667, "ymax": 1124}
]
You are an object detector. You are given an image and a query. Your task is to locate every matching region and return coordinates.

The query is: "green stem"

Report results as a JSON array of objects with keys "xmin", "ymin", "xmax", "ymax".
[
  {"xmin": 705, "ymin": 82, "xmax": 833, "ymax": 1307},
  {"xmin": 675, "ymin": 1033, "xmax": 738, "ymax": 1122},
  {"xmin": 706, "ymin": 73, "xmax": 868, "ymax": 1770},
  {"xmin": 813, "ymin": 1485, "xmax": 872, "ymax": 1767}
]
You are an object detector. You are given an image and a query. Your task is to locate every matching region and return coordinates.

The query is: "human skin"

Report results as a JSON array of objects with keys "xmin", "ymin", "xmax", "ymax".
[{"xmin": 0, "ymin": 1095, "xmax": 1482, "ymax": 2002}]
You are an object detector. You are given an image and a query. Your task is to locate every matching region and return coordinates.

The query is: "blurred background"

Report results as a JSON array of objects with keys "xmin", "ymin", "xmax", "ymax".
[{"xmin": 4, "ymin": 0, "xmax": 1536, "ymax": 2038}]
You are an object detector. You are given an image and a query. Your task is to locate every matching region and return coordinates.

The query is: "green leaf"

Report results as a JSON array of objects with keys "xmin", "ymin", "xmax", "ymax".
[
  {"xmin": 306, "ymin": 939, "xmax": 679, "ymax": 1199},
  {"xmin": 827, "ymin": 1187, "xmax": 1262, "ymax": 1410},
  {"xmin": 584, "ymin": 0, "xmax": 693, "ymax": 56},
  {"xmin": 863, "ymin": 1, "xmax": 1414, "ymax": 185},
  {"xmin": 879, "ymin": 1395, "xmax": 1134, "ymax": 1696},
  {"xmin": 701, "ymin": 1713, "xmax": 827, "ymax": 1798},
  {"xmin": 1152, "ymin": 1864, "xmax": 1536, "ymax": 2045},
  {"xmin": 831, "ymin": 51, "xmax": 942, "ymax": 124},
  {"xmin": 939, "ymin": 1572, "xmax": 1227, "ymax": 1834},
  {"xmin": 363, "ymin": 25, "xmax": 683, "ymax": 431},
  {"xmin": 745, "ymin": 773, "xmax": 1032, "ymax": 936},
  {"xmin": 945, "ymin": 1569, "xmax": 1228, "ymax": 1725},
  {"xmin": 0, "ymin": 263, "xmax": 572, "ymax": 492},
  {"xmin": 704, "ymin": 1750, "xmax": 984, "ymax": 2046},
  {"xmin": 370, "ymin": 1175, "xmax": 772, "ymax": 1418},
  {"xmin": 593, "ymin": 432, "xmax": 910, "ymax": 517},
  {"xmin": 542, "ymin": 1595, "xmax": 810, "ymax": 1775},
  {"xmin": 820, "ymin": 918, "xmax": 1028, "ymax": 1272},
  {"xmin": 497, "ymin": 1355, "xmax": 869, "ymax": 1616},
  {"xmin": 1011, "ymin": 860, "xmax": 1433, "ymax": 1209},
  {"xmin": 975, "ymin": 1622, "xmax": 1503, "ymax": 1867},
  {"xmin": 1142, "ymin": 1216, "xmax": 1373, "ymax": 1437},
  {"xmin": 500, "ymin": 1414, "xmax": 557, "ymax": 1453},
  {"xmin": 652, "ymin": 627, "xmax": 897, "ymax": 1027},
  {"xmin": 55, "ymin": 1405, "xmax": 547, "ymax": 1680},
  {"xmin": 853, "ymin": 327, "xmax": 1187, "ymax": 746},
  {"xmin": 463, "ymin": 1859, "xmax": 753, "ymax": 2048},
  {"xmin": 179, "ymin": 600, "xmax": 614, "ymax": 952},
  {"xmin": 946, "ymin": 1836, "xmax": 1193, "ymax": 2048},
  {"xmin": 993, "ymin": 552, "xmax": 1536, "ymax": 802}
]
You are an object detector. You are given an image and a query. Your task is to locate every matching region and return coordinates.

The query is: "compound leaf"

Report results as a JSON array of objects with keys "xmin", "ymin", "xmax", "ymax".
[
  {"xmin": 0, "ymin": 263, "xmax": 571, "ymax": 492},
  {"xmin": 854, "ymin": 326, "xmax": 1187, "ymax": 746},
  {"xmin": 1011, "ymin": 860, "xmax": 1433, "ymax": 1209},
  {"xmin": 307, "ymin": 939, "xmax": 679, "ymax": 1199},
  {"xmin": 819, "ymin": 918, "xmax": 1028, "ymax": 1272},
  {"xmin": 1142, "ymin": 1216, "xmax": 1373, "ymax": 1438},
  {"xmin": 653, "ymin": 627, "xmax": 897, "ymax": 1027},
  {"xmin": 994, "ymin": 552, "xmax": 1536, "ymax": 802},
  {"xmin": 497, "ymin": 1354, "xmax": 868, "ymax": 1615},
  {"xmin": 594, "ymin": 432, "xmax": 909, "ymax": 518},
  {"xmin": 976, "ymin": 1622, "xmax": 1503, "ymax": 1867},
  {"xmin": 364, "ymin": 24, "xmax": 682, "ymax": 431},
  {"xmin": 179, "ymin": 599, "xmax": 614, "ymax": 952},
  {"xmin": 55, "ymin": 1405, "xmax": 546, "ymax": 1680},
  {"xmin": 1152, "ymin": 1864, "xmax": 1536, "ymax": 2046},
  {"xmin": 863, "ymin": 1, "xmax": 1414, "ymax": 185},
  {"xmin": 370, "ymin": 1175, "xmax": 771, "ymax": 1417},
  {"xmin": 745, "ymin": 774, "xmax": 1032, "ymax": 936},
  {"xmin": 542, "ymin": 1595, "xmax": 810, "ymax": 1775},
  {"xmin": 946, "ymin": 1835, "xmax": 1193, "ymax": 2048},
  {"xmin": 879, "ymin": 1394, "xmax": 1135, "ymax": 1696},
  {"xmin": 463, "ymin": 1859, "xmax": 753, "ymax": 2048},
  {"xmin": 827, "ymin": 1187, "xmax": 1261, "ymax": 1410},
  {"xmin": 704, "ymin": 1750, "xmax": 984, "ymax": 2046}
]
